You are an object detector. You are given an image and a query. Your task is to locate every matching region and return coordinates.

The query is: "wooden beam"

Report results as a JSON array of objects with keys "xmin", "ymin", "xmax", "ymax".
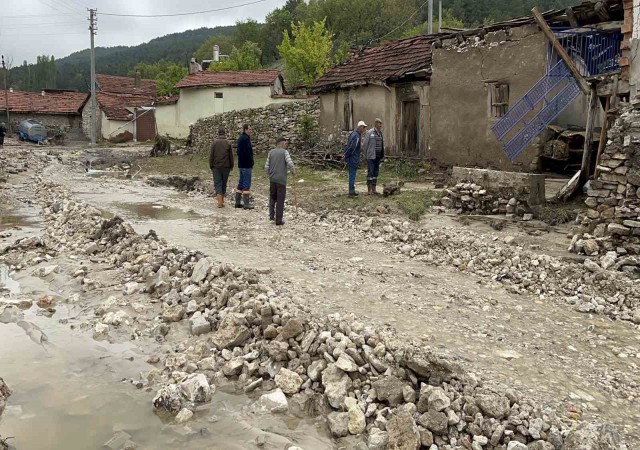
[
  {"xmin": 580, "ymin": 85, "xmax": 599, "ymax": 185},
  {"xmin": 566, "ymin": 7, "xmax": 579, "ymax": 27},
  {"xmin": 532, "ymin": 7, "xmax": 591, "ymax": 95}
]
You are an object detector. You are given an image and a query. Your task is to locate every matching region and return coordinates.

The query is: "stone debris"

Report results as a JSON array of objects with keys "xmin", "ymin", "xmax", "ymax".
[
  {"xmin": 0, "ymin": 378, "xmax": 10, "ymax": 416},
  {"xmin": 571, "ymin": 104, "xmax": 640, "ymax": 280},
  {"xmin": 2, "ymin": 168, "xmax": 632, "ymax": 449},
  {"xmin": 440, "ymin": 183, "xmax": 532, "ymax": 219}
]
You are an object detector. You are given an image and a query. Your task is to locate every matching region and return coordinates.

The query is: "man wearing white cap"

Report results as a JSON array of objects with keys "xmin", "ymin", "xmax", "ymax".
[{"xmin": 344, "ymin": 120, "xmax": 367, "ymax": 197}]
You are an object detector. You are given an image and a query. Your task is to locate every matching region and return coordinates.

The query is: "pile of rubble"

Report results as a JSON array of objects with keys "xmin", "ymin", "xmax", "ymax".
[
  {"xmin": 571, "ymin": 105, "xmax": 640, "ymax": 270},
  {"xmin": 310, "ymin": 212, "xmax": 640, "ymax": 324},
  {"xmin": 440, "ymin": 183, "xmax": 533, "ymax": 219},
  {"xmin": 0, "ymin": 378, "xmax": 10, "ymax": 450},
  {"xmin": 0, "ymin": 179, "xmax": 625, "ymax": 450}
]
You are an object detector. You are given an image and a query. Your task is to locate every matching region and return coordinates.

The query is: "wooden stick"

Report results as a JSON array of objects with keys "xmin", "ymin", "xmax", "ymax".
[
  {"xmin": 580, "ymin": 85, "xmax": 598, "ymax": 185},
  {"xmin": 532, "ymin": 7, "xmax": 591, "ymax": 96},
  {"xmin": 594, "ymin": 96, "xmax": 611, "ymax": 179}
]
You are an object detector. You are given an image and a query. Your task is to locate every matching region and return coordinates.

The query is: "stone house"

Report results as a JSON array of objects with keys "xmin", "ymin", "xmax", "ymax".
[
  {"xmin": 312, "ymin": 1, "xmax": 625, "ymax": 171},
  {"xmin": 0, "ymin": 88, "xmax": 88, "ymax": 135},
  {"xmin": 82, "ymin": 73, "xmax": 157, "ymax": 141},
  {"xmin": 156, "ymin": 70, "xmax": 300, "ymax": 138}
]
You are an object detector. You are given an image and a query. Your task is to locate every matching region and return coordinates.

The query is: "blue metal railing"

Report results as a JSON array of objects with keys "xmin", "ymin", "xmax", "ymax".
[
  {"xmin": 503, "ymin": 80, "xmax": 581, "ymax": 160},
  {"xmin": 492, "ymin": 59, "xmax": 571, "ymax": 142},
  {"xmin": 549, "ymin": 28, "xmax": 622, "ymax": 77}
]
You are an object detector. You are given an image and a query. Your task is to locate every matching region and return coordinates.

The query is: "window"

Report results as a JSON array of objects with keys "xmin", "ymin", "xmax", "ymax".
[
  {"xmin": 343, "ymin": 97, "xmax": 353, "ymax": 131},
  {"xmin": 488, "ymin": 82, "xmax": 509, "ymax": 118},
  {"xmin": 215, "ymin": 92, "xmax": 223, "ymax": 99}
]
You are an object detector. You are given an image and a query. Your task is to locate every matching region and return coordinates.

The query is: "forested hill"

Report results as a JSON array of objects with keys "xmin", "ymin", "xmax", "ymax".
[
  {"xmin": 9, "ymin": 26, "xmax": 235, "ymax": 92},
  {"xmin": 8, "ymin": 0, "xmax": 578, "ymax": 93}
]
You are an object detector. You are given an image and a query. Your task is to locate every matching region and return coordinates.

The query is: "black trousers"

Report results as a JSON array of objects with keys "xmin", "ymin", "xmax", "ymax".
[{"xmin": 269, "ymin": 182, "xmax": 287, "ymax": 225}]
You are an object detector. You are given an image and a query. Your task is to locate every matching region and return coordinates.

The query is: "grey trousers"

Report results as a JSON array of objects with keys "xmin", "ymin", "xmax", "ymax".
[
  {"xmin": 212, "ymin": 168, "xmax": 230, "ymax": 195},
  {"xmin": 269, "ymin": 182, "xmax": 287, "ymax": 225}
]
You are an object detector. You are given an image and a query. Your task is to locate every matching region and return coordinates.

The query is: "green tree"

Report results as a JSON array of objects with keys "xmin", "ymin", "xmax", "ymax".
[
  {"xmin": 403, "ymin": 9, "xmax": 465, "ymax": 38},
  {"xmin": 209, "ymin": 41, "xmax": 263, "ymax": 71},
  {"xmin": 260, "ymin": 7, "xmax": 295, "ymax": 65},
  {"xmin": 278, "ymin": 19, "xmax": 333, "ymax": 86},
  {"xmin": 128, "ymin": 59, "xmax": 187, "ymax": 96},
  {"xmin": 194, "ymin": 35, "xmax": 233, "ymax": 62},
  {"xmin": 232, "ymin": 19, "xmax": 262, "ymax": 48}
]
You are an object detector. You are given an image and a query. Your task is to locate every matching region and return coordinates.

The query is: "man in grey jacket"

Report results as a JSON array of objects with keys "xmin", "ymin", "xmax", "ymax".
[
  {"xmin": 265, "ymin": 136, "xmax": 296, "ymax": 226},
  {"xmin": 363, "ymin": 118, "xmax": 385, "ymax": 195}
]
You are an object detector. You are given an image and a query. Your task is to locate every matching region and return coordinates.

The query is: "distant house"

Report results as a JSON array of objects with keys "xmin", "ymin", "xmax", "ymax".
[
  {"xmin": 156, "ymin": 70, "xmax": 298, "ymax": 138},
  {"xmin": 312, "ymin": 1, "xmax": 627, "ymax": 171},
  {"xmin": 0, "ymin": 88, "xmax": 88, "ymax": 136},
  {"xmin": 82, "ymin": 73, "xmax": 157, "ymax": 141}
]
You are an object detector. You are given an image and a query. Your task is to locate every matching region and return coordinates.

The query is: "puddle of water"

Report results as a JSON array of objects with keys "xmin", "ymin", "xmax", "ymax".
[
  {"xmin": 0, "ymin": 213, "xmax": 33, "ymax": 231},
  {"xmin": 0, "ymin": 265, "xmax": 20, "ymax": 297},
  {"xmin": 111, "ymin": 202, "xmax": 202, "ymax": 221},
  {"xmin": 0, "ymin": 309, "xmax": 333, "ymax": 450}
]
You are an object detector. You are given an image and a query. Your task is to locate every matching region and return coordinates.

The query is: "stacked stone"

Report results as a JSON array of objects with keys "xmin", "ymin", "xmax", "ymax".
[
  {"xmin": 440, "ymin": 183, "xmax": 530, "ymax": 218},
  {"xmin": 191, "ymin": 98, "xmax": 319, "ymax": 154},
  {"xmin": 575, "ymin": 104, "xmax": 640, "ymax": 260},
  {"xmin": 6, "ymin": 179, "xmax": 627, "ymax": 450}
]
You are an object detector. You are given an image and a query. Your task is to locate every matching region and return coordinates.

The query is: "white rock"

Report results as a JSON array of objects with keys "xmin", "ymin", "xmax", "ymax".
[
  {"xmin": 123, "ymin": 282, "xmax": 139, "ymax": 295},
  {"xmin": 191, "ymin": 258, "xmax": 211, "ymax": 283},
  {"xmin": 180, "ymin": 373, "xmax": 212, "ymax": 403},
  {"xmin": 275, "ymin": 368, "xmax": 303, "ymax": 395},
  {"xmin": 258, "ymin": 389, "xmax": 289, "ymax": 414},
  {"xmin": 175, "ymin": 408, "xmax": 193, "ymax": 424}
]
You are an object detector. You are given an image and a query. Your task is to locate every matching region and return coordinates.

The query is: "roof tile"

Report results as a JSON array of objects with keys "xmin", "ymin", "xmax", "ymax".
[
  {"xmin": 175, "ymin": 70, "xmax": 281, "ymax": 89},
  {"xmin": 96, "ymin": 92, "xmax": 154, "ymax": 121},
  {"xmin": 0, "ymin": 90, "xmax": 88, "ymax": 115},
  {"xmin": 96, "ymin": 74, "xmax": 157, "ymax": 97}
]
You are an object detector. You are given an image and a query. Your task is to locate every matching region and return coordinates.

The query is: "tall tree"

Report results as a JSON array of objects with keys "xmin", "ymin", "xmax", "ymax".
[
  {"xmin": 232, "ymin": 19, "xmax": 262, "ymax": 49},
  {"xmin": 209, "ymin": 41, "xmax": 263, "ymax": 72},
  {"xmin": 260, "ymin": 7, "xmax": 295, "ymax": 65},
  {"xmin": 278, "ymin": 19, "xmax": 334, "ymax": 86}
]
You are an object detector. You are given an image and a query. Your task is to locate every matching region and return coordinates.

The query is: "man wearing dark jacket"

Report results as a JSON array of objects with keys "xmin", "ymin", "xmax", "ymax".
[
  {"xmin": 0, "ymin": 123, "xmax": 6, "ymax": 150},
  {"xmin": 344, "ymin": 121, "xmax": 367, "ymax": 197},
  {"xmin": 209, "ymin": 128, "xmax": 234, "ymax": 208},
  {"xmin": 236, "ymin": 123, "xmax": 254, "ymax": 209},
  {"xmin": 363, "ymin": 118, "xmax": 385, "ymax": 195}
]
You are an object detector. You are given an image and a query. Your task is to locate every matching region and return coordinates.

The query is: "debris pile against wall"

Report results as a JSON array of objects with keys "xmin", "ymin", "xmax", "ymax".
[
  {"xmin": 440, "ymin": 182, "xmax": 534, "ymax": 219},
  {"xmin": 2, "ymin": 180, "xmax": 626, "ymax": 450},
  {"xmin": 439, "ymin": 168, "xmax": 546, "ymax": 219},
  {"xmin": 571, "ymin": 105, "xmax": 640, "ymax": 274},
  {"xmin": 191, "ymin": 99, "xmax": 319, "ymax": 154}
]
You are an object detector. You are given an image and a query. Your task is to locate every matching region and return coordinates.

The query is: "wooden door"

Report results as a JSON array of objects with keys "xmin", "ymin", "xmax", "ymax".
[
  {"xmin": 402, "ymin": 100, "xmax": 419, "ymax": 154},
  {"xmin": 135, "ymin": 108, "xmax": 156, "ymax": 141}
]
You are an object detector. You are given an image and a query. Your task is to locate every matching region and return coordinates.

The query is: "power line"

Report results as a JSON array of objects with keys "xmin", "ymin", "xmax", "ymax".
[
  {"xmin": 372, "ymin": 0, "xmax": 431, "ymax": 43},
  {"xmin": 1, "ymin": 22, "xmax": 85, "ymax": 30},
  {"xmin": 98, "ymin": 0, "xmax": 267, "ymax": 17}
]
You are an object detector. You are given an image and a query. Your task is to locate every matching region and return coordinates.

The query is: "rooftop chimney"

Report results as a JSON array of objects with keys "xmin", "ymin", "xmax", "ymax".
[
  {"xmin": 41, "ymin": 90, "xmax": 45, "ymax": 96},
  {"xmin": 213, "ymin": 45, "xmax": 220, "ymax": 62},
  {"xmin": 134, "ymin": 71, "xmax": 141, "ymax": 90},
  {"xmin": 9, "ymin": 88, "xmax": 13, "ymax": 93}
]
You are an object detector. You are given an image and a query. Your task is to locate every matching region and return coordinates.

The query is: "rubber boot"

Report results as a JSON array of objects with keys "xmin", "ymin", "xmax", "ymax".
[
  {"xmin": 242, "ymin": 193, "xmax": 254, "ymax": 210},
  {"xmin": 234, "ymin": 192, "xmax": 243, "ymax": 208},
  {"xmin": 348, "ymin": 189, "xmax": 359, "ymax": 197},
  {"xmin": 372, "ymin": 184, "xmax": 378, "ymax": 195},
  {"xmin": 217, "ymin": 194, "xmax": 224, "ymax": 208}
]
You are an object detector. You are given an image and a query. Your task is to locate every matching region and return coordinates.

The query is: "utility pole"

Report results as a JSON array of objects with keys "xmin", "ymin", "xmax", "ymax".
[
  {"xmin": 428, "ymin": 0, "xmax": 434, "ymax": 34},
  {"xmin": 1, "ymin": 55, "xmax": 10, "ymax": 132},
  {"xmin": 89, "ymin": 8, "xmax": 97, "ymax": 145},
  {"xmin": 438, "ymin": 0, "xmax": 442, "ymax": 33}
]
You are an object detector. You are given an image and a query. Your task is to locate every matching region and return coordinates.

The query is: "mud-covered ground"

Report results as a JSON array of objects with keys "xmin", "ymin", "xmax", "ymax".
[{"xmin": 1, "ymin": 139, "xmax": 639, "ymax": 449}]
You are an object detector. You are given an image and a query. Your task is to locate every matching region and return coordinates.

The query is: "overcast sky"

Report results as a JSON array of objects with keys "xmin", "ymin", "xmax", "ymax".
[{"xmin": 0, "ymin": 0, "xmax": 285, "ymax": 65}]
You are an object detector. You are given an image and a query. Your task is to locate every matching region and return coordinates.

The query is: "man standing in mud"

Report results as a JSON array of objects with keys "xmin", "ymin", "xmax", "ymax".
[
  {"xmin": 235, "ymin": 123, "xmax": 255, "ymax": 210},
  {"xmin": 344, "ymin": 121, "xmax": 367, "ymax": 197},
  {"xmin": 209, "ymin": 128, "xmax": 234, "ymax": 208},
  {"xmin": 265, "ymin": 136, "xmax": 295, "ymax": 226},
  {"xmin": 363, "ymin": 118, "xmax": 384, "ymax": 195}
]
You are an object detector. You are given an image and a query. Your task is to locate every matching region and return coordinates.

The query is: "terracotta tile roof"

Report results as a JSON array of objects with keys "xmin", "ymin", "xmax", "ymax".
[
  {"xmin": 155, "ymin": 95, "xmax": 179, "ymax": 105},
  {"xmin": 96, "ymin": 92, "xmax": 154, "ymax": 121},
  {"xmin": 96, "ymin": 74, "xmax": 157, "ymax": 97},
  {"xmin": 0, "ymin": 89, "xmax": 88, "ymax": 114},
  {"xmin": 313, "ymin": 36, "xmax": 433, "ymax": 92},
  {"xmin": 175, "ymin": 70, "xmax": 281, "ymax": 89}
]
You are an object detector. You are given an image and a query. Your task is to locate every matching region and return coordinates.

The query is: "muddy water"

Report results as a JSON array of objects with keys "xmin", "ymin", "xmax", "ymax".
[
  {"xmin": 110, "ymin": 202, "xmax": 202, "ymax": 221},
  {"xmin": 0, "ymin": 305, "xmax": 332, "ymax": 450},
  {"xmin": 0, "ymin": 266, "xmax": 20, "ymax": 297}
]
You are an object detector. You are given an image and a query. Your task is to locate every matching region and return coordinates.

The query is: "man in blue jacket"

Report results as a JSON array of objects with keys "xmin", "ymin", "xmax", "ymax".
[
  {"xmin": 235, "ymin": 124, "xmax": 255, "ymax": 209},
  {"xmin": 344, "ymin": 120, "xmax": 367, "ymax": 197}
]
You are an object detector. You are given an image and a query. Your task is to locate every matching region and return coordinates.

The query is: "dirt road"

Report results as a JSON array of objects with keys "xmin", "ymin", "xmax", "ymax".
[{"xmin": 40, "ymin": 146, "xmax": 640, "ymax": 444}]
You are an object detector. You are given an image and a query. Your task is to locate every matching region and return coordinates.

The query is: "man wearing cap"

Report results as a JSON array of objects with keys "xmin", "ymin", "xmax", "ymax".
[
  {"xmin": 363, "ymin": 118, "xmax": 385, "ymax": 195},
  {"xmin": 344, "ymin": 121, "xmax": 367, "ymax": 197},
  {"xmin": 265, "ymin": 136, "xmax": 296, "ymax": 226}
]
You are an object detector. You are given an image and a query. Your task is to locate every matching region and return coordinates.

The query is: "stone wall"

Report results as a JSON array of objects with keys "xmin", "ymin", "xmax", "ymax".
[
  {"xmin": 191, "ymin": 98, "xmax": 319, "ymax": 154},
  {"xmin": 11, "ymin": 113, "xmax": 80, "ymax": 133},
  {"xmin": 572, "ymin": 104, "xmax": 640, "ymax": 265}
]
